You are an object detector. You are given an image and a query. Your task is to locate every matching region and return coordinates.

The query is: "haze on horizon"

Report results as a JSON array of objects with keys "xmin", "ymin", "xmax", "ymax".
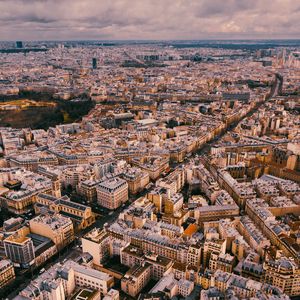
[{"xmin": 0, "ymin": 0, "xmax": 299, "ymax": 41}]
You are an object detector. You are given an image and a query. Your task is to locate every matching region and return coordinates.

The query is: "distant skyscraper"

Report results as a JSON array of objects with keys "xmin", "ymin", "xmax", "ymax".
[
  {"xmin": 16, "ymin": 41, "xmax": 23, "ymax": 48},
  {"xmin": 92, "ymin": 58, "xmax": 97, "ymax": 69}
]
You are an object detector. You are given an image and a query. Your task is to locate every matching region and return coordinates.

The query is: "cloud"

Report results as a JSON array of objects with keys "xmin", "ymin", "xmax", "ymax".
[{"xmin": 0, "ymin": 0, "xmax": 299, "ymax": 40}]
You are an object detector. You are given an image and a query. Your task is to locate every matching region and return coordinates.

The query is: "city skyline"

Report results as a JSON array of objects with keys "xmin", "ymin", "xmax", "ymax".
[
  {"xmin": 0, "ymin": 0, "xmax": 299, "ymax": 40},
  {"xmin": 0, "ymin": 2, "xmax": 299, "ymax": 298}
]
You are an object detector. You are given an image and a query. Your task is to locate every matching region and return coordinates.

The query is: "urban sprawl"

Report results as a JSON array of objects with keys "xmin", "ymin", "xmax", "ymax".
[{"xmin": 0, "ymin": 41, "xmax": 299, "ymax": 300}]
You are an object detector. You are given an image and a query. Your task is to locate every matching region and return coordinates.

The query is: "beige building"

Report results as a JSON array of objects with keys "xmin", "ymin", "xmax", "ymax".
[
  {"xmin": 187, "ymin": 243, "xmax": 202, "ymax": 267},
  {"xmin": 212, "ymin": 269, "xmax": 289, "ymax": 299},
  {"xmin": 0, "ymin": 168, "xmax": 57, "ymax": 214},
  {"xmin": 103, "ymin": 289, "xmax": 119, "ymax": 300},
  {"xmin": 97, "ymin": 177, "xmax": 128, "ymax": 210},
  {"xmin": 156, "ymin": 168, "xmax": 185, "ymax": 196},
  {"xmin": 263, "ymin": 257, "xmax": 300, "ymax": 296},
  {"xmin": 77, "ymin": 179, "xmax": 100, "ymax": 203},
  {"xmin": 8, "ymin": 152, "xmax": 58, "ymax": 172},
  {"xmin": 72, "ymin": 262, "xmax": 114, "ymax": 296},
  {"xmin": 120, "ymin": 196, "xmax": 156, "ymax": 229},
  {"xmin": 29, "ymin": 213, "xmax": 74, "ymax": 250},
  {"xmin": 202, "ymin": 239, "xmax": 226, "ymax": 268},
  {"xmin": 121, "ymin": 245, "xmax": 173, "ymax": 280},
  {"xmin": 131, "ymin": 156, "xmax": 169, "ymax": 180},
  {"xmin": 0, "ymin": 259, "xmax": 15, "ymax": 288},
  {"xmin": 121, "ymin": 168, "xmax": 150, "ymax": 195},
  {"xmin": 194, "ymin": 204, "xmax": 239, "ymax": 223},
  {"xmin": 121, "ymin": 263, "xmax": 151, "ymax": 297},
  {"xmin": 4, "ymin": 227, "xmax": 35, "ymax": 268},
  {"xmin": 178, "ymin": 278, "xmax": 194, "ymax": 298},
  {"xmin": 35, "ymin": 193, "xmax": 95, "ymax": 231},
  {"xmin": 82, "ymin": 228, "xmax": 111, "ymax": 266},
  {"xmin": 147, "ymin": 187, "xmax": 184, "ymax": 215},
  {"xmin": 18, "ymin": 260, "xmax": 114, "ymax": 299},
  {"xmin": 209, "ymin": 252, "xmax": 235, "ymax": 273}
]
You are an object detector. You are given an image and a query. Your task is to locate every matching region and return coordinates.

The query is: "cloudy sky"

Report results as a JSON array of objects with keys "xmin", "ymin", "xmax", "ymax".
[{"xmin": 0, "ymin": 0, "xmax": 299, "ymax": 40}]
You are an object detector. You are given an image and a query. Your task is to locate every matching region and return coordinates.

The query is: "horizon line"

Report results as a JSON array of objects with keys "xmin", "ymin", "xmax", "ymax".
[{"xmin": 1, "ymin": 38, "xmax": 300, "ymax": 42}]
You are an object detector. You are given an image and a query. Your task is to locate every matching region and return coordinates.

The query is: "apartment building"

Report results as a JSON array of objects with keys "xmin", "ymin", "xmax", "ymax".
[
  {"xmin": 77, "ymin": 179, "xmax": 100, "ymax": 203},
  {"xmin": 131, "ymin": 156, "xmax": 169, "ymax": 180},
  {"xmin": 0, "ymin": 259, "xmax": 15, "ymax": 288},
  {"xmin": 156, "ymin": 168, "xmax": 185, "ymax": 196},
  {"xmin": 97, "ymin": 177, "xmax": 128, "ymax": 209},
  {"xmin": 121, "ymin": 263, "xmax": 151, "ymax": 297},
  {"xmin": 82, "ymin": 228, "xmax": 111, "ymax": 266},
  {"xmin": 263, "ymin": 257, "xmax": 300, "ymax": 296},
  {"xmin": 121, "ymin": 167, "xmax": 150, "ymax": 194},
  {"xmin": 29, "ymin": 213, "xmax": 74, "ymax": 250},
  {"xmin": 18, "ymin": 260, "xmax": 114, "ymax": 299},
  {"xmin": 4, "ymin": 233, "xmax": 35, "ymax": 268},
  {"xmin": 0, "ymin": 167, "xmax": 53, "ymax": 214},
  {"xmin": 177, "ymin": 278, "xmax": 194, "ymax": 298},
  {"xmin": 35, "ymin": 193, "xmax": 95, "ymax": 230},
  {"xmin": 121, "ymin": 245, "xmax": 173, "ymax": 280},
  {"xmin": 8, "ymin": 152, "xmax": 58, "ymax": 171},
  {"xmin": 213, "ymin": 270, "xmax": 286, "ymax": 299}
]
